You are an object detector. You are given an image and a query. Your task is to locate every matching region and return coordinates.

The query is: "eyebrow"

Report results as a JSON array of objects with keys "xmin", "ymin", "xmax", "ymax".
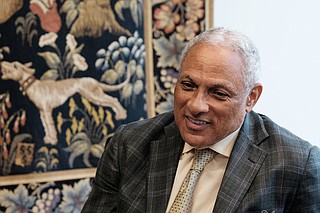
[
  {"xmin": 181, "ymin": 75, "xmax": 229, "ymax": 89},
  {"xmin": 182, "ymin": 75, "xmax": 192, "ymax": 81},
  {"xmin": 181, "ymin": 74, "xmax": 237, "ymax": 96}
]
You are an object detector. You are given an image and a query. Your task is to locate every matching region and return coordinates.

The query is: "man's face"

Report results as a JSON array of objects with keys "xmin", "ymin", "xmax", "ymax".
[{"xmin": 174, "ymin": 44, "xmax": 252, "ymax": 148}]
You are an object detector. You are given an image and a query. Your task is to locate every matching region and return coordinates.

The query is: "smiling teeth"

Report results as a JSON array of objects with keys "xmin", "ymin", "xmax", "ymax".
[{"xmin": 189, "ymin": 117, "xmax": 207, "ymax": 125}]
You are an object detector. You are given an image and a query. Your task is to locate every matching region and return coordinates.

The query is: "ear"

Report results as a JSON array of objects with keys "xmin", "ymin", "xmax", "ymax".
[{"xmin": 245, "ymin": 83, "xmax": 263, "ymax": 112}]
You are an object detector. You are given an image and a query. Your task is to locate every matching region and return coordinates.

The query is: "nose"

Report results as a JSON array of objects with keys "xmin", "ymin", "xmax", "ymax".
[{"xmin": 187, "ymin": 90, "xmax": 209, "ymax": 114}]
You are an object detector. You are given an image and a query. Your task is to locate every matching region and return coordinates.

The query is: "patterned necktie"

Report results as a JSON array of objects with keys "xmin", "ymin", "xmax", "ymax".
[{"xmin": 169, "ymin": 148, "xmax": 215, "ymax": 213}]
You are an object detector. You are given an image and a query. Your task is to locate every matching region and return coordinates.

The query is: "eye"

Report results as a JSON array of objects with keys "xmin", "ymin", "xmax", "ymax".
[
  {"xmin": 180, "ymin": 81, "xmax": 196, "ymax": 90},
  {"xmin": 209, "ymin": 90, "xmax": 229, "ymax": 100}
]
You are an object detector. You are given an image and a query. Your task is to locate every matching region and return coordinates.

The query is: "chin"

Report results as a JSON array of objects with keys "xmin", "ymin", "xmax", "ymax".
[{"xmin": 183, "ymin": 135, "xmax": 213, "ymax": 148}]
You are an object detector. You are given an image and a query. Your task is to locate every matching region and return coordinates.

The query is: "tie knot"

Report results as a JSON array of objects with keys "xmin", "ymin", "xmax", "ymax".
[{"xmin": 191, "ymin": 148, "xmax": 215, "ymax": 171}]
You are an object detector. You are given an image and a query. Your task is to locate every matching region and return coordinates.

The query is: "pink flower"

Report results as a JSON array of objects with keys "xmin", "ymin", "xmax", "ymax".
[
  {"xmin": 5, "ymin": 94, "xmax": 11, "ymax": 108},
  {"xmin": 154, "ymin": 4, "xmax": 180, "ymax": 34},
  {"xmin": 1, "ymin": 105, "xmax": 8, "ymax": 120},
  {"xmin": 3, "ymin": 144, "xmax": 8, "ymax": 160},
  {"xmin": 176, "ymin": 20, "xmax": 199, "ymax": 41},
  {"xmin": 0, "ymin": 116, "xmax": 4, "ymax": 129},
  {"xmin": 5, "ymin": 131, "xmax": 10, "ymax": 144},
  {"xmin": 13, "ymin": 119, "xmax": 19, "ymax": 133},
  {"xmin": 185, "ymin": 0, "xmax": 204, "ymax": 21},
  {"xmin": 20, "ymin": 111, "xmax": 26, "ymax": 126}
]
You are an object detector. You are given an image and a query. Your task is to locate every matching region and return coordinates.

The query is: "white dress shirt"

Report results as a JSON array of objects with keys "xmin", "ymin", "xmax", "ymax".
[{"xmin": 166, "ymin": 128, "xmax": 240, "ymax": 213}]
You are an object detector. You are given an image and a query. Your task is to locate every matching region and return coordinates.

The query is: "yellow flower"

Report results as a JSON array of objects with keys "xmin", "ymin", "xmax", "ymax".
[
  {"xmin": 106, "ymin": 110, "xmax": 115, "ymax": 129},
  {"xmin": 71, "ymin": 117, "xmax": 78, "ymax": 134},
  {"xmin": 78, "ymin": 118, "xmax": 85, "ymax": 132},
  {"xmin": 57, "ymin": 112, "xmax": 63, "ymax": 133},
  {"xmin": 66, "ymin": 128, "xmax": 71, "ymax": 145},
  {"xmin": 102, "ymin": 125, "xmax": 108, "ymax": 136},
  {"xmin": 91, "ymin": 108, "xmax": 100, "ymax": 125},
  {"xmin": 69, "ymin": 98, "xmax": 76, "ymax": 117},
  {"xmin": 98, "ymin": 107, "xmax": 104, "ymax": 122},
  {"xmin": 82, "ymin": 97, "xmax": 92, "ymax": 114}
]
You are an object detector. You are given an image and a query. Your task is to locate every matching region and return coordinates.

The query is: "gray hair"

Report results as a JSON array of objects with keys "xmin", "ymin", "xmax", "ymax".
[{"xmin": 180, "ymin": 27, "xmax": 261, "ymax": 93}]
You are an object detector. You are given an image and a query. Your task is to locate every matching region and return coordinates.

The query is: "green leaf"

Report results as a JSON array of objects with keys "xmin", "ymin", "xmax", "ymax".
[
  {"xmin": 66, "ymin": 9, "xmax": 78, "ymax": 28},
  {"xmin": 60, "ymin": 0, "xmax": 76, "ymax": 13},
  {"xmin": 101, "ymin": 69, "xmax": 118, "ymax": 84},
  {"xmin": 114, "ymin": 1, "xmax": 130, "ymax": 21},
  {"xmin": 115, "ymin": 60, "xmax": 126, "ymax": 77},
  {"xmin": 133, "ymin": 79, "xmax": 144, "ymax": 95},
  {"xmin": 91, "ymin": 144, "xmax": 104, "ymax": 158},
  {"xmin": 38, "ymin": 52, "xmax": 61, "ymax": 69},
  {"xmin": 40, "ymin": 69, "xmax": 59, "ymax": 80}
]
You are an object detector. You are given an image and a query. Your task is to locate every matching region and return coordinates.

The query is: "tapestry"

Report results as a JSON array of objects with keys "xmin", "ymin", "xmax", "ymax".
[
  {"xmin": 0, "ymin": 0, "xmax": 212, "ymax": 212},
  {"xmin": 1, "ymin": 175, "xmax": 93, "ymax": 213},
  {"xmin": 152, "ymin": 0, "xmax": 212, "ymax": 114}
]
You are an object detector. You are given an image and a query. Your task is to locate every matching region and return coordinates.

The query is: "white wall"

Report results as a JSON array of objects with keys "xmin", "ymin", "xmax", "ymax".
[{"xmin": 214, "ymin": 0, "xmax": 320, "ymax": 146}]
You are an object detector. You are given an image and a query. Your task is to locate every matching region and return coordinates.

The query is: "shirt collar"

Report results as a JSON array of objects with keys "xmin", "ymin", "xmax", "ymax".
[{"xmin": 182, "ymin": 127, "xmax": 240, "ymax": 157}]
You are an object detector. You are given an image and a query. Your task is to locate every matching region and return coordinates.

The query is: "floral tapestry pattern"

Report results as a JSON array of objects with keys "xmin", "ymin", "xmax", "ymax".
[
  {"xmin": 0, "ymin": 177, "xmax": 92, "ymax": 213},
  {"xmin": 152, "ymin": 0, "xmax": 208, "ymax": 114},
  {"xmin": 0, "ymin": 0, "xmax": 146, "ymax": 175},
  {"xmin": 0, "ymin": 0, "xmax": 212, "ymax": 211}
]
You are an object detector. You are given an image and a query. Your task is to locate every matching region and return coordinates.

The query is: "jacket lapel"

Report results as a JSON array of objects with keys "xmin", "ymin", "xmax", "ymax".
[
  {"xmin": 214, "ymin": 112, "xmax": 269, "ymax": 212},
  {"xmin": 146, "ymin": 122, "xmax": 184, "ymax": 213}
]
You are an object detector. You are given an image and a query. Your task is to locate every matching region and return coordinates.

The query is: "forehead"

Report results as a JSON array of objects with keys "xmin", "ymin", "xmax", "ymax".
[
  {"xmin": 183, "ymin": 44, "xmax": 243, "ymax": 68},
  {"xmin": 180, "ymin": 44, "xmax": 245, "ymax": 85}
]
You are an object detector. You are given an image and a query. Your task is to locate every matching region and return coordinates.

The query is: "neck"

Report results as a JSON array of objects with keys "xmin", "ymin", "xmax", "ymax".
[{"xmin": 19, "ymin": 75, "xmax": 36, "ymax": 95}]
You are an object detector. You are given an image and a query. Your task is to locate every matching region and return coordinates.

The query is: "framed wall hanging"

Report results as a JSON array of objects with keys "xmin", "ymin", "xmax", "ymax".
[{"xmin": 0, "ymin": 0, "xmax": 213, "ymax": 211}]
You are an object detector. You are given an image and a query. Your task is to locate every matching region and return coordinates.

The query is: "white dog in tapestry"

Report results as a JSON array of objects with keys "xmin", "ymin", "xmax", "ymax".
[{"xmin": 0, "ymin": 61, "xmax": 129, "ymax": 145}]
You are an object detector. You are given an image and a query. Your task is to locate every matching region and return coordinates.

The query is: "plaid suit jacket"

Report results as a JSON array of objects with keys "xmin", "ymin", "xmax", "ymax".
[{"xmin": 81, "ymin": 111, "xmax": 320, "ymax": 212}]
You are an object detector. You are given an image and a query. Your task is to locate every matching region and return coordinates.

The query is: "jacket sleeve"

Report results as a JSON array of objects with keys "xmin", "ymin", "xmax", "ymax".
[
  {"xmin": 289, "ymin": 145, "xmax": 320, "ymax": 212},
  {"xmin": 81, "ymin": 126, "xmax": 123, "ymax": 213}
]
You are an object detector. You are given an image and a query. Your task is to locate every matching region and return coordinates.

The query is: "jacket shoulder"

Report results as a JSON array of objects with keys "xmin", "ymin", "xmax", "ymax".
[{"xmin": 244, "ymin": 111, "xmax": 315, "ymax": 152}]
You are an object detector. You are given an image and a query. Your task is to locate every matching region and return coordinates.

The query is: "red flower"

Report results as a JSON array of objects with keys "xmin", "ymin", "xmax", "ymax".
[
  {"xmin": 5, "ymin": 131, "xmax": 11, "ymax": 144},
  {"xmin": 3, "ymin": 144, "xmax": 8, "ymax": 160},
  {"xmin": 154, "ymin": 4, "xmax": 180, "ymax": 34},
  {"xmin": 13, "ymin": 119, "xmax": 20, "ymax": 133},
  {"xmin": 20, "ymin": 111, "xmax": 26, "ymax": 126},
  {"xmin": 30, "ymin": 0, "xmax": 62, "ymax": 33},
  {"xmin": 2, "ymin": 105, "xmax": 8, "ymax": 120}
]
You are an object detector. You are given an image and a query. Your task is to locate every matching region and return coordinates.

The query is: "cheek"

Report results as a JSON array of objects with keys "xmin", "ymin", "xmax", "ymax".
[
  {"xmin": 213, "ymin": 102, "xmax": 246, "ymax": 123},
  {"xmin": 226, "ymin": 103, "xmax": 247, "ymax": 125},
  {"xmin": 174, "ymin": 89, "xmax": 188, "ymax": 108}
]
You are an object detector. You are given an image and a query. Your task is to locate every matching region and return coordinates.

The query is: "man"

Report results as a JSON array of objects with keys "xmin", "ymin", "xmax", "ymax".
[{"xmin": 81, "ymin": 28, "xmax": 320, "ymax": 212}]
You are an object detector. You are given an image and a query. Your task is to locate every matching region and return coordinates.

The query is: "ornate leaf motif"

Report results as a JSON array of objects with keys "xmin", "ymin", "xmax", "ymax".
[
  {"xmin": 0, "ymin": 178, "xmax": 92, "ymax": 212},
  {"xmin": 153, "ymin": 34, "xmax": 185, "ymax": 70},
  {"xmin": 0, "ymin": 184, "xmax": 35, "ymax": 211},
  {"xmin": 152, "ymin": 0, "xmax": 206, "ymax": 113},
  {"xmin": 114, "ymin": 0, "xmax": 143, "ymax": 28}
]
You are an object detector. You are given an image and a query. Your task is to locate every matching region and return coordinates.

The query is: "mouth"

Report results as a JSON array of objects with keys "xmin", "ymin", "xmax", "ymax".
[{"xmin": 186, "ymin": 116, "xmax": 210, "ymax": 127}]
